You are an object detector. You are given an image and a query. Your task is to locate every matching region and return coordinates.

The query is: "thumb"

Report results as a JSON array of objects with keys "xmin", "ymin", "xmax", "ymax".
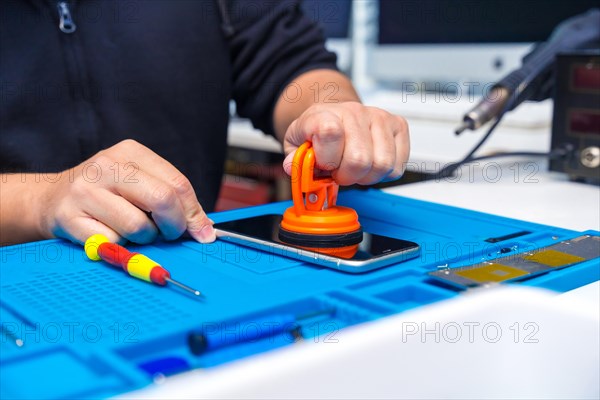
[
  {"xmin": 282, "ymin": 151, "xmax": 296, "ymax": 176},
  {"xmin": 282, "ymin": 117, "xmax": 301, "ymax": 176},
  {"xmin": 282, "ymin": 110, "xmax": 345, "ymax": 175}
]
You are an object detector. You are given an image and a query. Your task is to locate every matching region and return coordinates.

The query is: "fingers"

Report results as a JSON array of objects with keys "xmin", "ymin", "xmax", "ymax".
[
  {"xmin": 282, "ymin": 152, "xmax": 296, "ymax": 176},
  {"xmin": 331, "ymin": 106, "xmax": 373, "ymax": 185},
  {"xmin": 388, "ymin": 116, "xmax": 410, "ymax": 180},
  {"xmin": 42, "ymin": 139, "xmax": 215, "ymax": 246},
  {"xmin": 284, "ymin": 109, "xmax": 345, "ymax": 172},
  {"xmin": 283, "ymin": 103, "xmax": 409, "ymax": 186},
  {"xmin": 166, "ymin": 174, "xmax": 215, "ymax": 243},
  {"xmin": 109, "ymin": 167, "xmax": 186, "ymax": 241},
  {"xmin": 356, "ymin": 111, "xmax": 396, "ymax": 185},
  {"xmin": 104, "ymin": 140, "xmax": 215, "ymax": 243},
  {"xmin": 57, "ymin": 215, "xmax": 122, "ymax": 245},
  {"xmin": 80, "ymin": 188, "xmax": 158, "ymax": 244}
]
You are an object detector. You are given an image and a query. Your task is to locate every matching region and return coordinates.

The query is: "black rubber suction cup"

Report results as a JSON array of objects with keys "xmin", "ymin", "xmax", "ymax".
[{"xmin": 278, "ymin": 227, "xmax": 363, "ymax": 248}]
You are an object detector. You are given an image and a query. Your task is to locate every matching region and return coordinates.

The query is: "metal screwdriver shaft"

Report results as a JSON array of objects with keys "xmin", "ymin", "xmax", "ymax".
[
  {"xmin": 165, "ymin": 277, "xmax": 201, "ymax": 297},
  {"xmin": 84, "ymin": 234, "xmax": 203, "ymax": 299}
]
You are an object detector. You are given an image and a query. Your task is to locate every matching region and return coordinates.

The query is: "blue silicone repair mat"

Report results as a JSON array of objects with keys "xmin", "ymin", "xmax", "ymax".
[{"xmin": 1, "ymin": 189, "xmax": 598, "ymax": 399}]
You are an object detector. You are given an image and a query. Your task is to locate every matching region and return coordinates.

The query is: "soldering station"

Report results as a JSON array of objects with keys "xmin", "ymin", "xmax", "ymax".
[
  {"xmin": 451, "ymin": 8, "xmax": 600, "ymax": 183},
  {"xmin": 1, "ymin": 1, "xmax": 599, "ymax": 399}
]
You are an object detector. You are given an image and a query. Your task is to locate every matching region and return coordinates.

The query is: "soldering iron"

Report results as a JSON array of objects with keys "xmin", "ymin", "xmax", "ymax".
[{"xmin": 455, "ymin": 8, "xmax": 600, "ymax": 135}]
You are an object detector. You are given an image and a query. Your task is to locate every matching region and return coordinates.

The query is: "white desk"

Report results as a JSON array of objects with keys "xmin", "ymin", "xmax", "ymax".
[
  {"xmin": 227, "ymin": 119, "xmax": 282, "ymax": 154},
  {"xmin": 126, "ymin": 162, "xmax": 599, "ymax": 399},
  {"xmin": 390, "ymin": 164, "xmax": 600, "ymax": 232}
]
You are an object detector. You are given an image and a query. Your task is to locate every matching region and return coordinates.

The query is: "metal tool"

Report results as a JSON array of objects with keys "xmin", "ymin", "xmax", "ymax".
[
  {"xmin": 454, "ymin": 86, "xmax": 511, "ymax": 135},
  {"xmin": 188, "ymin": 308, "xmax": 335, "ymax": 355},
  {"xmin": 455, "ymin": 9, "xmax": 600, "ymax": 135},
  {"xmin": 84, "ymin": 234, "xmax": 202, "ymax": 298}
]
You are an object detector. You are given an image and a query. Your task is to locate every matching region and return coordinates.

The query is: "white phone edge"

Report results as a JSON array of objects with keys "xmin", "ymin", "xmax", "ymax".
[{"xmin": 214, "ymin": 229, "xmax": 420, "ymax": 273}]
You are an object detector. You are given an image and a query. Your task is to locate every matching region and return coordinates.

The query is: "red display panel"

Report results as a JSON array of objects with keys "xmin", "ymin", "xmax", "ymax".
[
  {"xmin": 570, "ymin": 110, "xmax": 600, "ymax": 135},
  {"xmin": 572, "ymin": 64, "xmax": 600, "ymax": 92}
]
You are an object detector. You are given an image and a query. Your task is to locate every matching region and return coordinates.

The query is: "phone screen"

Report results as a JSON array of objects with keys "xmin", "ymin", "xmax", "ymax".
[{"xmin": 214, "ymin": 214, "xmax": 419, "ymax": 271}]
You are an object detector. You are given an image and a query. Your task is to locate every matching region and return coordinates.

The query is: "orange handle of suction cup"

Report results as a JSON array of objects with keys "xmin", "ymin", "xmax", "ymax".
[{"xmin": 291, "ymin": 142, "xmax": 339, "ymax": 216}]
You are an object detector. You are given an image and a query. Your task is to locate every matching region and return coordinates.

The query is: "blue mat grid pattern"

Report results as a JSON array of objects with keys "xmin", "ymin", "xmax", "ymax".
[{"xmin": 1, "ymin": 190, "xmax": 598, "ymax": 399}]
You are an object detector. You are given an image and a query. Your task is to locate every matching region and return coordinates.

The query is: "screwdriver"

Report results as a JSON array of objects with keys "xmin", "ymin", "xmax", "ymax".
[
  {"xmin": 84, "ymin": 234, "xmax": 202, "ymax": 298},
  {"xmin": 188, "ymin": 308, "xmax": 335, "ymax": 355}
]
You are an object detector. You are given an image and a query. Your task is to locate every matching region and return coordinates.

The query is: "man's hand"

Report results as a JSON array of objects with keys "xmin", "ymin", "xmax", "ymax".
[
  {"xmin": 273, "ymin": 69, "xmax": 409, "ymax": 186},
  {"xmin": 282, "ymin": 101, "xmax": 409, "ymax": 185},
  {"xmin": 1, "ymin": 139, "xmax": 215, "ymax": 245}
]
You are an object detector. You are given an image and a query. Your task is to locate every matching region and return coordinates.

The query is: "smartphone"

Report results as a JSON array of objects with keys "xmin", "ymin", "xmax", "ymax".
[{"xmin": 214, "ymin": 214, "xmax": 420, "ymax": 273}]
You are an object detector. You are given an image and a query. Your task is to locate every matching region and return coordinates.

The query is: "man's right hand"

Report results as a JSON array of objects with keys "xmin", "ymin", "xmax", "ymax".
[{"xmin": 1, "ymin": 139, "xmax": 215, "ymax": 245}]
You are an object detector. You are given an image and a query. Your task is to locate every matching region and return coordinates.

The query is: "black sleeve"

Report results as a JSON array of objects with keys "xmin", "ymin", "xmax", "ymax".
[{"xmin": 218, "ymin": 0, "xmax": 339, "ymax": 136}]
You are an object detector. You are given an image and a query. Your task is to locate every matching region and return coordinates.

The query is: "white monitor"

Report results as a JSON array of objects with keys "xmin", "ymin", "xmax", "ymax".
[{"xmin": 368, "ymin": 0, "xmax": 598, "ymax": 92}]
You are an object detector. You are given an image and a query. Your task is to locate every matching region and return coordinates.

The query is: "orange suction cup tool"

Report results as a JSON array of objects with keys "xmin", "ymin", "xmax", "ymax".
[{"xmin": 279, "ymin": 142, "xmax": 362, "ymax": 259}]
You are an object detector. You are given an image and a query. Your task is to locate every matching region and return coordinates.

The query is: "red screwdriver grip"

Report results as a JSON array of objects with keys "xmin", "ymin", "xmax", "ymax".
[
  {"xmin": 149, "ymin": 266, "xmax": 170, "ymax": 286},
  {"xmin": 97, "ymin": 242, "xmax": 171, "ymax": 287},
  {"xmin": 97, "ymin": 242, "xmax": 136, "ymax": 271}
]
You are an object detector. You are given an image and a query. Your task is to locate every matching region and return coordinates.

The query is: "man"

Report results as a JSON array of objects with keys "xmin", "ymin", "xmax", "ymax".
[{"xmin": 0, "ymin": 0, "xmax": 409, "ymax": 246}]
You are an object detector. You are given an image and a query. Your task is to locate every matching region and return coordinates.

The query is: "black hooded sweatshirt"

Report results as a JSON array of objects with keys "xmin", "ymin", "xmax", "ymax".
[{"xmin": 0, "ymin": 0, "xmax": 337, "ymax": 210}]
